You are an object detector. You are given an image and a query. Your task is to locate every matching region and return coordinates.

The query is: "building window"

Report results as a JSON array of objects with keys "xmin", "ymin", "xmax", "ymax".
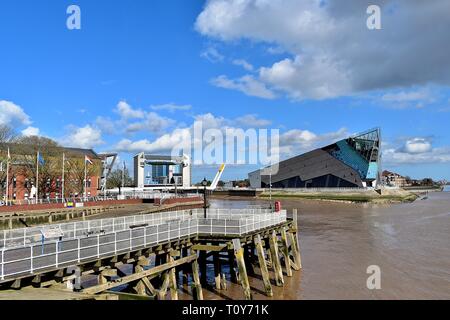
[{"xmin": 13, "ymin": 178, "xmax": 17, "ymax": 189}]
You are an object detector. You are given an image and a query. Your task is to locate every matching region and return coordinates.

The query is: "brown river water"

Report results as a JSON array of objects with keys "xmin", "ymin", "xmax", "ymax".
[
  {"xmin": 202, "ymin": 189, "xmax": 450, "ymax": 300},
  {"xmin": 84, "ymin": 189, "xmax": 449, "ymax": 300}
]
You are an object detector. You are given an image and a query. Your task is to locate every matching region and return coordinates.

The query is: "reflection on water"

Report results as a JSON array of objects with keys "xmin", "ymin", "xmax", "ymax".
[{"xmin": 208, "ymin": 192, "xmax": 450, "ymax": 300}]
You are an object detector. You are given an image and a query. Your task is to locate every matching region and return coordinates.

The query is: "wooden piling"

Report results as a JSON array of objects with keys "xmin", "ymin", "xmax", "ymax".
[
  {"xmin": 280, "ymin": 228, "xmax": 293, "ymax": 277},
  {"xmin": 232, "ymin": 239, "xmax": 252, "ymax": 300},
  {"xmin": 191, "ymin": 259, "xmax": 204, "ymax": 300},
  {"xmin": 289, "ymin": 232, "xmax": 302, "ymax": 270},
  {"xmin": 254, "ymin": 235, "xmax": 273, "ymax": 297},
  {"xmin": 213, "ymin": 252, "xmax": 221, "ymax": 290},
  {"xmin": 168, "ymin": 255, "xmax": 179, "ymax": 300},
  {"xmin": 199, "ymin": 250, "xmax": 207, "ymax": 285},
  {"xmin": 228, "ymin": 248, "xmax": 238, "ymax": 283},
  {"xmin": 269, "ymin": 231, "xmax": 284, "ymax": 286}
]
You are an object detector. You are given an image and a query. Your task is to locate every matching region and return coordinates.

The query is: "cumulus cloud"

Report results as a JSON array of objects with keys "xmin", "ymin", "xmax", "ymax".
[
  {"xmin": 232, "ymin": 59, "xmax": 254, "ymax": 71},
  {"xmin": 403, "ymin": 138, "xmax": 432, "ymax": 154},
  {"xmin": 381, "ymin": 89, "xmax": 435, "ymax": 109},
  {"xmin": 211, "ymin": 75, "xmax": 276, "ymax": 99},
  {"xmin": 383, "ymin": 137, "xmax": 450, "ymax": 165},
  {"xmin": 114, "ymin": 128, "xmax": 191, "ymax": 154},
  {"xmin": 125, "ymin": 112, "xmax": 175, "ymax": 133},
  {"xmin": 150, "ymin": 103, "xmax": 192, "ymax": 113},
  {"xmin": 235, "ymin": 114, "xmax": 271, "ymax": 127},
  {"xmin": 278, "ymin": 127, "xmax": 349, "ymax": 157},
  {"xmin": 21, "ymin": 126, "xmax": 40, "ymax": 137},
  {"xmin": 115, "ymin": 101, "xmax": 145, "ymax": 119},
  {"xmin": 196, "ymin": 0, "xmax": 450, "ymax": 100},
  {"xmin": 200, "ymin": 47, "xmax": 225, "ymax": 63},
  {"xmin": 61, "ymin": 125, "xmax": 104, "ymax": 149},
  {"xmin": 0, "ymin": 100, "xmax": 32, "ymax": 126}
]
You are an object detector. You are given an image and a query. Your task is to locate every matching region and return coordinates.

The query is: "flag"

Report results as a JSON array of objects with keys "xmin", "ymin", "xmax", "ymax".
[
  {"xmin": 7, "ymin": 147, "xmax": 10, "ymax": 160},
  {"xmin": 37, "ymin": 152, "xmax": 45, "ymax": 165},
  {"xmin": 85, "ymin": 155, "xmax": 93, "ymax": 165}
]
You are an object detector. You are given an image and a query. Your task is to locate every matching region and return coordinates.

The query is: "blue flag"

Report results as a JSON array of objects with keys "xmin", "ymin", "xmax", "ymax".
[{"xmin": 38, "ymin": 152, "xmax": 45, "ymax": 165}]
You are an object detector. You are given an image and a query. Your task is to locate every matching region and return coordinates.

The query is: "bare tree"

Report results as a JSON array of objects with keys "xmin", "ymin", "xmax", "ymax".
[
  {"xmin": 13, "ymin": 136, "xmax": 62, "ymax": 198},
  {"xmin": 106, "ymin": 167, "xmax": 133, "ymax": 193},
  {"xmin": 65, "ymin": 157, "xmax": 101, "ymax": 197},
  {"xmin": 0, "ymin": 125, "xmax": 17, "ymax": 200}
]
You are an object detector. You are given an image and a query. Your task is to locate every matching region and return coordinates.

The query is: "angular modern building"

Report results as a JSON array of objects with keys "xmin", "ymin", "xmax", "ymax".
[{"xmin": 249, "ymin": 128, "xmax": 381, "ymax": 189}]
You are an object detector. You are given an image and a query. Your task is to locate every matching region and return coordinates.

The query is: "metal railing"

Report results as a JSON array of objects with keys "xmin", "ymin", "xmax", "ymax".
[{"xmin": 0, "ymin": 208, "xmax": 286, "ymax": 281}]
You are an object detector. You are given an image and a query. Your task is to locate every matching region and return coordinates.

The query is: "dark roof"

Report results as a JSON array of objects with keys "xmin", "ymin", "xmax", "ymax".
[{"xmin": 0, "ymin": 143, "xmax": 101, "ymax": 159}]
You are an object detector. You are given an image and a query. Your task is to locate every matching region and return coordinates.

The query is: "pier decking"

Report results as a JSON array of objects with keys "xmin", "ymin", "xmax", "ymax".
[{"xmin": 0, "ymin": 208, "xmax": 301, "ymax": 300}]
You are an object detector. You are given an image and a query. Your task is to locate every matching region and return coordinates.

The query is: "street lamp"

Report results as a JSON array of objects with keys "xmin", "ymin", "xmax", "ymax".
[{"xmin": 202, "ymin": 177, "xmax": 208, "ymax": 219}]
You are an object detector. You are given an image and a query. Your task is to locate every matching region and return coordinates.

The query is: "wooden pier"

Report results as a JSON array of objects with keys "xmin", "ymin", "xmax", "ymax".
[{"xmin": 0, "ymin": 209, "xmax": 302, "ymax": 300}]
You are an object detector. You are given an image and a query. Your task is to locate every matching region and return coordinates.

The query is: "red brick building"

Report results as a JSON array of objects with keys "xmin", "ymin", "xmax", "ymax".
[{"xmin": 1, "ymin": 145, "xmax": 102, "ymax": 203}]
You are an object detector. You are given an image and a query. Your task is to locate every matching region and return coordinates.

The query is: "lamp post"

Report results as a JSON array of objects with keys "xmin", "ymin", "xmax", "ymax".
[{"xmin": 202, "ymin": 177, "xmax": 208, "ymax": 219}]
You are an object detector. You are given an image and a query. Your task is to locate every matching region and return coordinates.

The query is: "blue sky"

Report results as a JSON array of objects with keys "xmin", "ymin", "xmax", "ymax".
[{"xmin": 1, "ymin": 0, "xmax": 449, "ymax": 182}]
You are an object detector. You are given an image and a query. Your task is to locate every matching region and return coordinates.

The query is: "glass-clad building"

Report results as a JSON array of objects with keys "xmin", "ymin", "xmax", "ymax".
[{"xmin": 249, "ymin": 128, "xmax": 381, "ymax": 188}]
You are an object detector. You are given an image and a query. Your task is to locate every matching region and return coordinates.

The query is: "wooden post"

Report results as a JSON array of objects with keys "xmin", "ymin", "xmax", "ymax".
[
  {"xmin": 199, "ymin": 250, "xmax": 207, "ymax": 286},
  {"xmin": 213, "ymin": 252, "xmax": 221, "ymax": 290},
  {"xmin": 269, "ymin": 231, "xmax": 284, "ymax": 286},
  {"xmin": 243, "ymin": 244, "xmax": 255, "ymax": 275},
  {"xmin": 233, "ymin": 239, "xmax": 252, "ymax": 300},
  {"xmin": 280, "ymin": 228, "xmax": 293, "ymax": 277},
  {"xmin": 191, "ymin": 259, "xmax": 204, "ymax": 300},
  {"xmin": 168, "ymin": 255, "xmax": 179, "ymax": 300},
  {"xmin": 228, "ymin": 248, "xmax": 237, "ymax": 283},
  {"xmin": 292, "ymin": 208, "xmax": 298, "ymax": 231},
  {"xmin": 254, "ymin": 235, "xmax": 273, "ymax": 297},
  {"xmin": 289, "ymin": 232, "xmax": 302, "ymax": 270}
]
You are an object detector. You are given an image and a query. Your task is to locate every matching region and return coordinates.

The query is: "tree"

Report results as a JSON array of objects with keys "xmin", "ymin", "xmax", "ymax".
[
  {"xmin": 65, "ymin": 157, "xmax": 101, "ymax": 197},
  {"xmin": 106, "ymin": 167, "xmax": 133, "ymax": 193},
  {"xmin": 0, "ymin": 125, "xmax": 17, "ymax": 199},
  {"xmin": 13, "ymin": 136, "xmax": 62, "ymax": 198}
]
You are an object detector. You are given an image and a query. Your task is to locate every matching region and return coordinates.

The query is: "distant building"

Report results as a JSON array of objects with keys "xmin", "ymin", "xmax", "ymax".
[
  {"xmin": 1, "ymin": 144, "xmax": 102, "ymax": 201},
  {"xmin": 249, "ymin": 128, "xmax": 382, "ymax": 188},
  {"xmin": 134, "ymin": 153, "xmax": 191, "ymax": 188},
  {"xmin": 381, "ymin": 170, "xmax": 410, "ymax": 187}
]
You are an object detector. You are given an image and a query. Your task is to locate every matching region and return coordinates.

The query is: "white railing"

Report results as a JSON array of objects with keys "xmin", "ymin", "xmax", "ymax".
[{"xmin": 0, "ymin": 209, "xmax": 286, "ymax": 281}]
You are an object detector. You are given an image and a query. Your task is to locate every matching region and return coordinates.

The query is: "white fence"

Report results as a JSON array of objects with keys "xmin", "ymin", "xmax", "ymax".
[{"xmin": 0, "ymin": 209, "xmax": 286, "ymax": 281}]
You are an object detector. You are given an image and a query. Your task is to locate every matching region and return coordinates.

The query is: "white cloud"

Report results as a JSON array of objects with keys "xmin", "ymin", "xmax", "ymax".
[
  {"xmin": 114, "ymin": 128, "xmax": 191, "ymax": 154},
  {"xmin": 232, "ymin": 59, "xmax": 254, "ymax": 71},
  {"xmin": 278, "ymin": 127, "xmax": 348, "ymax": 157},
  {"xmin": 200, "ymin": 47, "xmax": 225, "ymax": 63},
  {"xmin": 381, "ymin": 89, "xmax": 435, "ymax": 109},
  {"xmin": 211, "ymin": 75, "xmax": 276, "ymax": 99},
  {"xmin": 0, "ymin": 100, "xmax": 32, "ymax": 126},
  {"xmin": 126, "ymin": 112, "xmax": 175, "ymax": 133},
  {"xmin": 61, "ymin": 125, "xmax": 104, "ymax": 149},
  {"xmin": 383, "ymin": 137, "xmax": 450, "ymax": 165},
  {"xmin": 403, "ymin": 138, "xmax": 432, "ymax": 154},
  {"xmin": 21, "ymin": 126, "xmax": 40, "ymax": 137},
  {"xmin": 384, "ymin": 147, "xmax": 450, "ymax": 165},
  {"xmin": 115, "ymin": 101, "xmax": 145, "ymax": 119},
  {"xmin": 95, "ymin": 116, "xmax": 116, "ymax": 135},
  {"xmin": 150, "ymin": 103, "xmax": 192, "ymax": 113},
  {"xmin": 196, "ymin": 0, "xmax": 450, "ymax": 100},
  {"xmin": 235, "ymin": 114, "xmax": 271, "ymax": 127}
]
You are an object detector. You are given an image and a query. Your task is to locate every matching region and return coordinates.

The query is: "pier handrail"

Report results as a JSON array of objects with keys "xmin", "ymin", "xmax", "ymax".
[{"xmin": 0, "ymin": 209, "xmax": 286, "ymax": 281}]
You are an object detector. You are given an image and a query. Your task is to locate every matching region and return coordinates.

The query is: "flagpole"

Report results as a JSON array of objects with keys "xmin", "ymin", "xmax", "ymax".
[
  {"xmin": 62, "ymin": 153, "xmax": 65, "ymax": 203},
  {"xmin": 5, "ymin": 148, "xmax": 10, "ymax": 206},
  {"xmin": 36, "ymin": 151, "xmax": 39, "ymax": 203},
  {"xmin": 84, "ymin": 156, "xmax": 87, "ymax": 199}
]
